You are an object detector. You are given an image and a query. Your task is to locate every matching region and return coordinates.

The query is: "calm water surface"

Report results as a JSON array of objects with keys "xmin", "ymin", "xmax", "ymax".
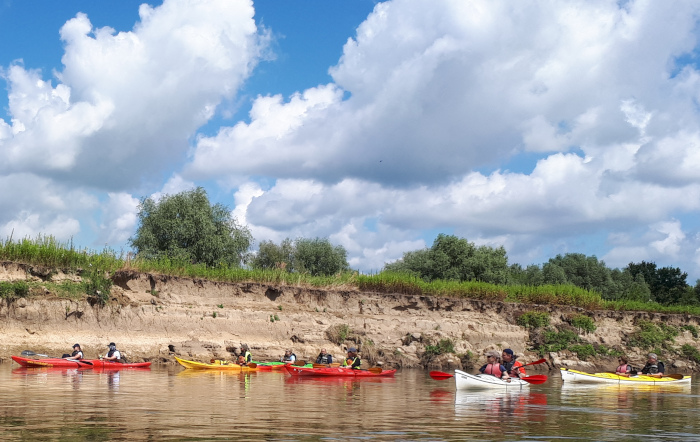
[{"xmin": 1, "ymin": 363, "xmax": 700, "ymax": 441}]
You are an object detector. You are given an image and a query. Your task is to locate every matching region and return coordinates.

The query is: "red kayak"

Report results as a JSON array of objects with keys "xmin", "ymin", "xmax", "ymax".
[
  {"xmin": 284, "ymin": 364, "xmax": 396, "ymax": 377},
  {"xmin": 11, "ymin": 356, "xmax": 151, "ymax": 369}
]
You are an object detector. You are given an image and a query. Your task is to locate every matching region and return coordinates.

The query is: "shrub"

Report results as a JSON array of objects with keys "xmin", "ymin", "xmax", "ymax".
[
  {"xmin": 569, "ymin": 314, "xmax": 596, "ymax": 334},
  {"xmin": 424, "ymin": 339, "xmax": 455, "ymax": 357},
  {"xmin": 536, "ymin": 328, "xmax": 579, "ymax": 354},
  {"xmin": 517, "ymin": 311, "xmax": 550, "ymax": 329},
  {"xmin": 569, "ymin": 344, "xmax": 596, "ymax": 360},
  {"xmin": 326, "ymin": 324, "xmax": 352, "ymax": 346},
  {"xmin": 628, "ymin": 321, "xmax": 678, "ymax": 350},
  {"xmin": 681, "ymin": 344, "xmax": 700, "ymax": 363},
  {"xmin": 83, "ymin": 268, "xmax": 113, "ymax": 306},
  {"xmin": 0, "ymin": 281, "xmax": 29, "ymax": 300},
  {"xmin": 681, "ymin": 325, "xmax": 699, "ymax": 338}
]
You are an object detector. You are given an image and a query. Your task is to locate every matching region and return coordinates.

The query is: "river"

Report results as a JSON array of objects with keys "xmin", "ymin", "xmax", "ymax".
[{"xmin": 1, "ymin": 363, "xmax": 699, "ymax": 441}]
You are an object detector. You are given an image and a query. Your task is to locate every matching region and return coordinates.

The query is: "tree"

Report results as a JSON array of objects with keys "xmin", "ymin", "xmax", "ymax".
[
  {"xmin": 544, "ymin": 253, "xmax": 614, "ymax": 295},
  {"xmin": 251, "ymin": 237, "xmax": 349, "ymax": 276},
  {"xmin": 294, "ymin": 237, "xmax": 349, "ymax": 276},
  {"xmin": 383, "ymin": 234, "xmax": 509, "ymax": 284},
  {"xmin": 252, "ymin": 239, "xmax": 295, "ymax": 271},
  {"xmin": 129, "ymin": 187, "xmax": 252, "ymax": 267},
  {"xmin": 627, "ymin": 261, "xmax": 689, "ymax": 305}
]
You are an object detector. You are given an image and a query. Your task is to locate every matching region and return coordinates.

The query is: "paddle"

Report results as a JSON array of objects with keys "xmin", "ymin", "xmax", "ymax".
[
  {"xmin": 247, "ymin": 363, "xmax": 257, "ymax": 369},
  {"xmin": 429, "ymin": 358, "xmax": 548, "ymax": 381},
  {"xmin": 367, "ymin": 367, "xmax": 382, "ymax": 374},
  {"xmin": 520, "ymin": 375, "xmax": 548, "ymax": 384},
  {"xmin": 21, "ymin": 350, "xmax": 50, "ymax": 358},
  {"xmin": 293, "ymin": 360, "xmax": 306, "ymax": 366},
  {"xmin": 20, "ymin": 350, "xmax": 93, "ymax": 367}
]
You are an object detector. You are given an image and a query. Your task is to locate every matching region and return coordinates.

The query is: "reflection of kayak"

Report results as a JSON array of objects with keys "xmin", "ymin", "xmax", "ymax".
[
  {"xmin": 11, "ymin": 356, "xmax": 151, "ymax": 369},
  {"xmin": 255, "ymin": 361, "xmax": 313, "ymax": 371},
  {"xmin": 284, "ymin": 365, "xmax": 396, "ymax": 377},
  {"xmin": 455, "ymin": 370, "xmax": 530, "ymax": 390},
  {"xmin": 560, "ymin": 368, "xmax": 691, "ymax": 385},
  {"xmin": 174, "ymin": 356, "xmax": 258, "ymax": 371}
]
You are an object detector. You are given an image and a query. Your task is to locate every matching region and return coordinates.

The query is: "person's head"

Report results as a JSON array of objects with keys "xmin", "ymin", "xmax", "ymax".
[
  {"xmin": 618, "ymin": 355, "xmax": 629, "ymax": 364},
  {"xmin": 347, "ymin": 347, "xmax": 357, "ymax": 355},
  {"xmin": 73, "ymin": 343, "xmax": 81, "ymax": 350},
  {"xmin": 320, "ymin": 348, "xmax": 327, "ymax": 355},
  {"xmin": 284, "ymin": 349, "xmax": 291, "ymax": 355},
  {"xmin": 241, "ymin": 344, "xmax": 249, "ymax": 351},
  {"xmin": 647, "ymin": 353, "xmax": 658, "ymax": 363},
  {"xmin": 485, "ymin": 350, "xmax": 500, "ymax": 363},
  {"xmin": 108, "ymin": 342, "xmax": 116, "ymax": 350},
  {"xmin": 502, "ymin": 349, "xmax": 514, "ymax": 362}
]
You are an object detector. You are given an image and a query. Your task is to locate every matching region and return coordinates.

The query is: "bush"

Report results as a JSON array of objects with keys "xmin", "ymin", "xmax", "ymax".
[
  {"xmin": 569, "ymin": 314, "xmax": 596, "ymax": 333},
  {"xmin": 326, "ymin": 324, "xmax": 352, "ymax": 346},
  {"xmin": 0, "ymin": 281, "xmax": 29, "ymax": 300},
  {"xmin": 628, "ymin": 321, "xmax": 678, "ymax": 350},
  {"xmin": 681, "ymin": 344, "xmax": 700, "ymax": 363},
  {"xmin": 83, "ymin": 268, "xmax": 113, "ymax": 306},
  {"xmin": 424, "ymin": 339, "xmax": 455, "ymax": 357},
  {"xmin": 681, "ymin": 325, "xmax": 699, "ymax": 338},
  {"xmin": 517, "ymin": 311, "xmax": 550, "ymax": 329},
  {"xmin": 569, "ymin": 344, "xmax": 596, "ymax": 360},
  {"xmin": 294, "ymin": 238, "xmax": 349, "ymax": 276},
  {"xmin": 536, "ymin": 328, "xmax": 579, "ymax": 354}
]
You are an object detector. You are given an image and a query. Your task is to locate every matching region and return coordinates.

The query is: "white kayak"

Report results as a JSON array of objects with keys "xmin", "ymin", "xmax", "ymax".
[
  {"xmin": 455, "ymin": 369, "xmax": 531, "ymax": 390},
  {"xmin": 560, "ymin": 368, "xmax": 691, "ymax": 386}
]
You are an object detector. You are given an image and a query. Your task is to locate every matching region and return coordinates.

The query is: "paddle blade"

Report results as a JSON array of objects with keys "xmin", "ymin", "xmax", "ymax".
[
  {"xmin": 293, "ymin": 360, "xmax": 306, "ymax": 366},
  {"xmin": 368, "ymin": 367, "xmax": 382, "ymax": 374},
  {"xmin": 522, "ymin": 358, "xmax": 547, "ymax": 368},
  {"xmin": 312, "ymin": 363, "xmax": 328, "ymax": 368},
  {"xmin": 429, "ymin": 371, "xmax": 454, "ymax": 380},
  {"xmin": 521, "ymin": 375, "xmax": 548, "ymax": 384},
  {"xmin": 21, "ymin": 350, "xmax": 49, "ymax": 357},
  {"xmin": 664, "ymin": 374, "xmax": 685, "ymax": 380},
  {"xmin": 247, "ymin": 363, "xmax": 257, "ymax": 369}
]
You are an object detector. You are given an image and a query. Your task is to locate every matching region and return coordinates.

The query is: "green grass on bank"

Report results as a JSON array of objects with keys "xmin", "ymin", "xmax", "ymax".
[{"xmin": 3, "ymin": 235, "xmax": 700, "ymax": 316}]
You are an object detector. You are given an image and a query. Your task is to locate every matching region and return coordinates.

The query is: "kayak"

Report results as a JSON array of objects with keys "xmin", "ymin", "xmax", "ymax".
[
  {"xmin": 283, "ymin": 365, "xmax": 396, "ymax": 377},
  {"xmin": 174, "ymin": 356, "xmax": 258, "ymax": 371},
  {"xmin": 455, "ymin": 370, "xmax": 531, "ymax": 390},
  {"xmin": 254, "ymin": 361, "xmax": 287, "ymax": 371},
  {"xmin": 11, "ymin": 356, "xmax": 151, "ymax": 369},
  {"xmin": 560, "ymin": 368, "xmax": 691, "ymax": 385}
]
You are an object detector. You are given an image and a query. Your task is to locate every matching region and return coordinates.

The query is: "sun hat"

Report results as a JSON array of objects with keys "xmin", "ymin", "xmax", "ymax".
[
  {"xmin": 347, "ymin": 347, "xmax": 357, "ymax": 353},
  {"xmin": 503, "ymin": 349, "xmax": 514, "ymax": 355}
]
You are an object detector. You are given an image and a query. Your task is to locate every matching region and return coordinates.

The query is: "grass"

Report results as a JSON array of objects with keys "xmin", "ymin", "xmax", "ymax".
[
  {"xmin": 628, "ymin": 320, "xmax": 678, "ymax": 350},
  {"xmin": 569, "ymin": 314, "xmax": 596, "ymax": 334},
  {"xmin": 424, "ymin": 338, "xmax": 456, "ymax": 357},
  {"xmin": 517, "ymin": 311, "xmax": 550, "ymax": 329},
  {"xmin": 4, "ymin": 235, "xmax": 700, "ymax": 317}
]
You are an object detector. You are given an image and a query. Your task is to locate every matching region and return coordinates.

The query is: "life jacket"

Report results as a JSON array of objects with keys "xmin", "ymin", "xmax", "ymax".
[
  {"xmin": 345, "ymin": 356, "xmax": 361, "ymax": 369},
  {"xmin": 282, "ymin": 353, "xmax": 296, "ymax": 362},
  {"xmin": 484, "ymin": 363, "xmax": 503, "ymax": 377},
  {"xmin": 616, "ymin": 364, "xmax": 629, "ymax": 375},
  {"xmin": 71, "ymin": 350, "xmax": 82, "ymax": 358},
  {"xmin": 504, "ymin": 358, "xmax": 525, "ymax": 376},
  {"xmin": 242, "ymin": 351, "xmax": 252, "ymax": 363},
  {"xmin": 644, "ymin": 362, "xmax": 663, "ymax": 374},
  {"xmin": 317, "ymin": 353, "xmax": 331, "ymax": 364}
]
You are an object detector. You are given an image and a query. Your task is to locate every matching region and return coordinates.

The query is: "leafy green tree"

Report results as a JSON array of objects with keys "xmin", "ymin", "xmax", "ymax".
[
  {"xmin": 627, "ymin": 261, "xmax": 689, "ymax": 304},
  {"xmin": 252, "ymin": 239, "xmax": 295, "ymax": 271},
  {"xmin": 384, "ymin": 234, "xmax": 509, "ymax": 284},
  {"xmin": 130, "ymin": 187, "xmax": 252, "ymax": 267},
  {"xmin": 294, "ymin": 237, "xmax": 349, "ymax": 276},
  {"xmin": 544, "ymin": 253, "xmax": 614, "ymax": 295}
]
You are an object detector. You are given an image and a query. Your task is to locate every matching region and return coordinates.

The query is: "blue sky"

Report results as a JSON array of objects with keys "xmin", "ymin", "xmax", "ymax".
[{"xmin": 2, "ymin": 0, "xmax": 700, "ymax": 281}]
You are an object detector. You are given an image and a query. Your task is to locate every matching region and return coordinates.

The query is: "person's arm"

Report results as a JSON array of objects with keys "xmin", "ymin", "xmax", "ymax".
[
  {"xmin": 500, "ymin": 365, "xmax": 510, "ymax": 379},
  {"xmin": 289, "ymin": 355, "xmax": 296, "ymax": 362}
]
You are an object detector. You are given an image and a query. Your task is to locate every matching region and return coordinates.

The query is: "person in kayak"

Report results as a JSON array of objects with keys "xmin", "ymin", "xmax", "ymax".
[
  {"xmin": 315, "ymin": 348, "xmax": 333, "ymax": 365},
  {"xmin": 641, "ymin": 353, "xmax": 665, "ymax": 378},
  {"xmin": 479, "ymin": 351, "xmax": 510, "ymax": 380},
  {"xmin": 501, "ymin": 349, "xmax": 525, "ymax": 378},
  {"xmin": 281, "ymin": 349, "xmax": 296, "ymax": 363},
  {"xmin": 236, "ymin": 355, "xmax": 249, "ymax": 366},
  {"xmin": 239, "ymin": 344, "xmax": 252, "ymax": 364},
  {"xmin": 343, "ymin": 347, "xmax": 361, "ymax": 369},
  {"xmin": 102, "ymin": 342, "xmax": 123, "ymax": 362},
  {"xmin": 63, "ymin": 343, "xmax": 84, "ymax": 360},
  {"xmin": 615, "ymin": 355, "xmax": 633, "ymax": 377}
]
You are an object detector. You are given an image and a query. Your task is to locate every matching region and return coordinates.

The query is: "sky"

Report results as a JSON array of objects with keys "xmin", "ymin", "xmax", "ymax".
[{"xmin": 2, "ymin": 0, "xmax": 700, "ymax": 281}]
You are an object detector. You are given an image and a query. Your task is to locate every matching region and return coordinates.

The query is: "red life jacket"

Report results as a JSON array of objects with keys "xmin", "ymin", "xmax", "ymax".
[
  {"xmin": 484, "ymin": 363, "xmax": 502, "ymax": 377},
  {"xmin": 616, "ymin": 364, "xmax": 628, "ymax": 375}
]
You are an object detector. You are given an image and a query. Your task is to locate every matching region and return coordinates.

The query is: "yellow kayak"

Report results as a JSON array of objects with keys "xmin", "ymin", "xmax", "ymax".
[
  {"xmin": 174, "ymin": 356, "xmax": 259, "ymax": 371},
  {"xmin": 560, "ymin": 367, "xmax": 691, "ymax": 385}
]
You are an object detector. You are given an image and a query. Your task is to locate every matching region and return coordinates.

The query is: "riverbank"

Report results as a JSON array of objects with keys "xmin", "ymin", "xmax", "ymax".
[{"xmin": 1, "ymin": 261, "xmax": 700, "ymax": 372}]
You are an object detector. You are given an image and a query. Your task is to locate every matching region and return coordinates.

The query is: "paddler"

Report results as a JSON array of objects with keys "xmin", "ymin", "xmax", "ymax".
[
  {"xmin": 615, "ymin": 355, "xmax": 633, "ymax": 377},
  {"xmin": 102, "ymin": 342, "xmax": 123, "ymax": 362},
  {"xmin": 343, "ymin": 347, "xmax": 361, "ymax": 369},
  {"xmin": 315, "ymin": 348, "xmax": 333, "ymax": 365},
  {"xmin": 501, "ymin": 349, "xmax": 525, "ymax": 378},
  {"xmin": 239, "ymin": 343, "xmax": 252, "ymax": 364},
  {"xmin": 479, "ymin": 350, "xmax": 510, "ymax": 380},
  {"xmin": 281, "ymin": 349, "xmax": 296, "ymax": 363},
  {"xmin": 63, "ymin": 343, "xmax": 84, "ymax": 360},
  {"xmin": 640, "ymin": 353, "xmax": 665, "ymax": 378}
]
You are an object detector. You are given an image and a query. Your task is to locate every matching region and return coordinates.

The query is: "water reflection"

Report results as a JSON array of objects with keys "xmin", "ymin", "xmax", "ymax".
[{"xmin": 1, "ymin": 365, "xmax": 700, "ymax": 440}]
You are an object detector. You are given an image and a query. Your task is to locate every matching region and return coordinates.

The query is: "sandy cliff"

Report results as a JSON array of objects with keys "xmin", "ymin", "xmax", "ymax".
[{"xmin": 1, "ymin": 262, "xmax": 699, "ymax": 372}]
